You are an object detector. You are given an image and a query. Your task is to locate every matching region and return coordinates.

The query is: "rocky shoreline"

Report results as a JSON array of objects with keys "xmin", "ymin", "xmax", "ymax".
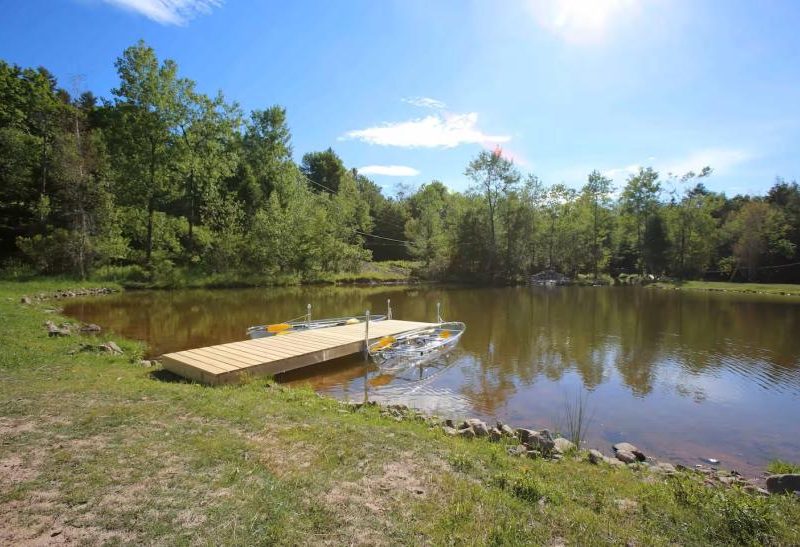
[
  {"xmin": 20, "ymin": 287, "xmax": 117, "ymax": 304},
  {"xmin": 343, "ymin": 401, "xmax": 799, "ymax": 497}
]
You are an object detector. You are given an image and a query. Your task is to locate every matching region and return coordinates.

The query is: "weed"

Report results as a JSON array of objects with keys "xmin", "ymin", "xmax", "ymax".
[{"xmin": 767, "ymin": 459, "xmax": 800, "ymax": 474}]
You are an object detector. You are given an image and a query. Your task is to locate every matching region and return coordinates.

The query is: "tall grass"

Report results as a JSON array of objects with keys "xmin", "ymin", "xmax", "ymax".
[{"xmin": 560, "ymin": 389, "xmax": 594, "ymax": 447}]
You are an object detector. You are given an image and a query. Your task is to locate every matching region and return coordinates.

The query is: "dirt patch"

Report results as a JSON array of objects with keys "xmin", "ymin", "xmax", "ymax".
[
  {"xmin": 322, "ymin": 452, "xmax": 441, "ymax": 545},
  {"xmin": 0, "ymin": 513, "xmax": 133, "ymax": 546},
  {"xmin": 0, "ymin": 453, "xmax": 42, "ymax": 484},
  {"xmin": 0, "ymin": 417, "xmax": 37, "ymax": 436}
]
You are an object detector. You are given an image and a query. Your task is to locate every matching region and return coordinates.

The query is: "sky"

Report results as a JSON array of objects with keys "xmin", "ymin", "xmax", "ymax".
[{"xmin": 1, "ymin": 0, "xmax": 799, "ymax": 196}]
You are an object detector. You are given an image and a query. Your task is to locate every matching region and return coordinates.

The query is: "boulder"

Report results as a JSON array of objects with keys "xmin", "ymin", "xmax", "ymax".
[
  {"xmin": 45, "ymin": 321, "xmax": 70, "ymax": 337},
  {"xmin": 507, "ymin": 445, "xmax": 528, "ymax": 457},
  {"xmin": 442, "ymin": 426, "xmax": 458, "ymax": 436},
  {"xmin": 613, "ymin": 442, "xmax": 645, "ymax": 461},
  {"xmin": 515, "ymin": 428, "xmax": 537, "ymax": 443},
  {"xmin": 443, "ymin": 418, "xmax": 456, "ymax": 428},
  {"xmin": 766, "ymin": 474, "xmax": 800, "ymax": 495},
  {"xmin": 604, "ymin": 456, "xmax": 626, "ymax": 467},
  {"xmin": 588, "ymin": 449, "xmax": 604, "ymax": 464},
  {"xmin": 651, "ymin": 462, "xmax": 676, "ymax": 474},
  {"xmin": 500, "ymin": 424, "xmax": 516, "ymax": 437},
  {"xmin": 99, "ymin": 341, "xmax": 123, "ymax": 355},
  {"xmin": 553, "ymin": 437, "xmax": 575, "ymax": 454},
  {"xmin": 20, "ymin": 296, "xmax": 32, "ymax": 305},
  {"xmin": 464, "ymin": 419, "xmax": 489, "ymax": 437},
  {"xmin": 525, "ymin": 430, "xmax": 555, "ymax": 453},
  {"xmin": 458, "ymin": 427, "xmax": 476, "ymax": 439},
  {"xmin": 80, "ymin": 323, "xmax": 102, "ymax": 333},
  {"xmin": 615, "ymin": 450, "xmax": 638, "ymax": 464},
  {"xmin": 489, "ymin": 427, "xmax": 502, "ymax": 442}
]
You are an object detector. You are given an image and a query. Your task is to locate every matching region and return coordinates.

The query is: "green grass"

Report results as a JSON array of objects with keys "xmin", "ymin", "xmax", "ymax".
[
  {"xmin": 1, "ymin": 260, "xmax": 421, "ymax": 290},
  {"xmin": 1, "ymin": 279, "xmax": 799, "ymax": 545},
  {"xmin": 651, "ymin": 280, "xmax": 800, "ymax": 296},
  {"xmin": 767, "ymin": 460, "xmax": 800, "ymax": 474}
]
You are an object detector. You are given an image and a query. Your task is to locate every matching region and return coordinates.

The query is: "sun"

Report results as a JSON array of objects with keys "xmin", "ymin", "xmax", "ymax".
[{"xmin": 527, "ymin": 0, "xmax": 637, "ymax": 44}]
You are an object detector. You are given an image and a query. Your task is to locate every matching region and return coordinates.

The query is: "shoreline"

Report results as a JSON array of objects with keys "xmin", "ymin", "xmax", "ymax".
[{"xmin": 2, "ymin": 279, "xmax": 798, "ymax": 544}]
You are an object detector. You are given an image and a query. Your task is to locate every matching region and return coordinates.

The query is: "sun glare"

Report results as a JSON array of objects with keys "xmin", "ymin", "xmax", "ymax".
[{"xmin": 528, "ymin": 0, "xmax": 637, "ymax": 44}]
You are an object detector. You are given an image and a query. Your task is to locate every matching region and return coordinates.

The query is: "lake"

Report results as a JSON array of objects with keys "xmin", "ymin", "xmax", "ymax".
[{"xmin": 63, "ymin": 284, "xmax": 800, "ymax": 476}]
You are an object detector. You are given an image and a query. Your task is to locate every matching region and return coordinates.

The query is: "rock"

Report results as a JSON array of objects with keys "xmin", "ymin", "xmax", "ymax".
[
  {"xmin": 526, "ymin": 449, "xmax": 542, "ymax": 459},
  {"xmin": 743, "ymin": 484, "xmax": 770, "ymax": 496},
  {"xmin": 615, "ymin": 450, "xmax": 638, "ymax": 464},
  {"xmin": 553, "ymin": 437, "xmax": 575, "ymax": 454},
  {"xmin": 45, "ymin": 321, "xmax": 70, "ymax": 337},
  {"xmin": 651, "ymin": 462, "xmax": 676, "ymax": 474},
  {"xmin": 80, "ymin": 323, "xmax": 102, "ymax": 333},
  {"xmin": 443, "ymin": 418, "xmax": 455, "ymax": 428},
  {"xmin": 500, "ymin": 424, "xmax": 516, "ymax": 437},
  {"xmin": 99, "ymin": 341, "xmax": 123, "ymax": 355},
  {"xmin": 588, "ymin": 449, "xmax": 604, "ymax": 464},
  {"xmin": 613, "ymin": 442, "xmax": 645, "ymax": 461},
  {"xmin": 516, "ymin": 428, "xmax": 536, "ymax": 442},
  {"xmin": 442, "ymin": 426, "xmax": 458, "ymax": 436},
  {"xmin": 464, "ymin": 419, "xmax": 489, "ymax": 437},
  {"xmin": 20, "ymin": 296, "xmax": 32, "ymax": 304},
  {"xmin": 489, "ymin": 427, "xmax": 502, "ymax": 442},
  {"xmin": 507, "ymin": 445, "xmax": 528, "ymax": 457},
  {"xmin": 766, "ymin": 474, "xmax": 800, "ymax": 495},
  {"xmin": 604, "ymin": 456, "xmax": 626, "ymax": 467},
  {"xmin": 458, "ymin": 427, "xmax": 476, "ymax": 439},
  {"xmin": 524, "ymin": 430, "xmax": 555, "ymax": 454}
]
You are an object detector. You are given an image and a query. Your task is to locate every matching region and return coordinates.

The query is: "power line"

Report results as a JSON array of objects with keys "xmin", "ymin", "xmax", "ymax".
[{"xmin": 296, "ymin": 171, "xmax": 416, "ymax": 246}]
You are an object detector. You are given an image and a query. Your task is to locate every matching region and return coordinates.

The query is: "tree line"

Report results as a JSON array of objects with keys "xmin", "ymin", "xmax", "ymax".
[{"xmin": 1, "ymin": 41, "xmax": 798, "ymax": 284}]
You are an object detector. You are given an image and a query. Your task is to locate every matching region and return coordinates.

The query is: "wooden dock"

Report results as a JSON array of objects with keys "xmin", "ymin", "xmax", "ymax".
[{"xmin": 161, "ymin": 319, "xmax": 433, "ymax": 385}]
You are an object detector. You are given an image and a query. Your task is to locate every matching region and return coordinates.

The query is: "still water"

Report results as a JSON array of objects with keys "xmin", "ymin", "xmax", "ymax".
[{"xmin": 63, "ymin": 285, "xmax": 800, "ymax": 476}]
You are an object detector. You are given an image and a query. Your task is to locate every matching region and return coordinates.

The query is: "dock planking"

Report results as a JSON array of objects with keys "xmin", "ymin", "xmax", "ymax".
[{"xmin": 161, "ymin": 319, "xmax": 434, "ymax": 385}]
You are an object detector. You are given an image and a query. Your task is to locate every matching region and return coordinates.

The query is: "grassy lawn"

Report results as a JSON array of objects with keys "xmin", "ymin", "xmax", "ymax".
[
  {"xmin": 1, "ymin": 280, "xmax": 799, "ymax": 545},
  {"xmin": 651, "ymin": 280, "xmax": 800, "ymax": 297}
]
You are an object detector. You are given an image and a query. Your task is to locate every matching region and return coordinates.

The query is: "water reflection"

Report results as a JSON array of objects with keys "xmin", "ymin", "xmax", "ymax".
[{"xmin": 63, "ymin": 285, "xmax": 800, "ymax": 474}]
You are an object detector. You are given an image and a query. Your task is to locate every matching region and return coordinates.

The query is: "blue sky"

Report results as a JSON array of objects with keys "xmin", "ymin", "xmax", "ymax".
[{"xmin": 1, "ymin": 0, "xmax": 798, "ymax": 196}]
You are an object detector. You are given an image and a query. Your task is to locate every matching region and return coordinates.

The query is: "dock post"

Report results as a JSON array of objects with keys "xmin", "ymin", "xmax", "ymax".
[
  {"xmin": 306, "ymin": 303, "xmax": 311, "ymax": 327},
  {"xmin": 364, "ymin": 310, "xmax": 370, "ymax": 357},
  {"xmin": 387, "ymin": 299, "xmax": 392, "ymax": 320},
  {"xmin": 436, "ymin": 302, "xmax": 441, "ymax": 323}
]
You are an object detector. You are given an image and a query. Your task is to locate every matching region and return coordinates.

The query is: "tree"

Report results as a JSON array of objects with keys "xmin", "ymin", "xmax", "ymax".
[
  {"xmin": 580, "ymin": 170, "xmax": 614, "ymax": 279},
  {"xmin": 109, "ymin": 40, "xmax": 183, "ymax": 264},
  {"xmin": 300, "ymin": 148, "xmax": 347, "ymax": 193},
  {"xmin": 405, "ymin": 181, "xmax": 450, "ymax": 271},
  {"xmin": 619, "ymin": 167, "xmax": 661, "ymax": 273},
  {"xmin": 464, "ymin": 149, "xmax": 520, "ymax": 276},
  {"xmin": 724, "ymin": 201, "xmax": 794, "ymax": 281},
  {"xmin": 175, "ymin": 85, "xmax": 241, "ymax": 251}
]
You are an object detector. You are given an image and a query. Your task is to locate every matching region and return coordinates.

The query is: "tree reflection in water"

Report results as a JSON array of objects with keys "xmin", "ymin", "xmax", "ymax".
[{"xmin": 64, "ymin": 285, "xmax": 800, "ymax": 474}]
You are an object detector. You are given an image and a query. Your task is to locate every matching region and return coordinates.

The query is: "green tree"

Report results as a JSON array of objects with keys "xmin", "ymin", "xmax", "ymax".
[
  {"xmin": 619, "ymin": 167, "xmax": 661, "ymax": 273},
  {"xmin": 300, "ymin": 148, "xmax": 347, "ymax": 193},
  {"xmin": 405, "ymin": 181, "xmax": 450, "ymax": 271},
  {"xmin": 109, "ymin": 40, "xmax": 183, "ymax": 264},
  {"xmin": 580, "ymin": 170, "xmax": 614, "ymax": 279},
  {"xmin": 724, "ymin": 201, "xmax": 794, "ymax": 280},
  {"xmin": 464, "ymin": 149, "xmax": 520, "ymax": 276},
  {"xmin": 175, "ymin": 85, "xmax": 241, "ymax": 251}
]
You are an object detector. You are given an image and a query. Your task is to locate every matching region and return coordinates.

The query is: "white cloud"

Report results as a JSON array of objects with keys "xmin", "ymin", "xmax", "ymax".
[
  {"xmin": 662, "ymin": 148, "xmax": 753, "ymax": 177},
  {"xmin": 526, "ymin": 0, "xmax": 638, "ymax": 44},
  {"xmin": 343, "ymin": 113, "xmax": 511, "ymax": 149},
  {"xmin": 100, "ymin": 0, "xmax": 221, "ymax": 25},
  {"xmin": 358, "ymin": 165, "xmax": 421, "ymax": 177},
  {"xmin": 602, "ymin": 163, "xmax": 641, "ymax": 179},
  {"xmin": 402, "ymin": 97, "xmax": 447, "ymax": 109}
]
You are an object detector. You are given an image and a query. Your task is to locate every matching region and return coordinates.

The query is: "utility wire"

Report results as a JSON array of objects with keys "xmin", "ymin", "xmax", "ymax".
[{"xmin": 296, "ymin": 170, "xmax": 416, "ymax": 246}]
